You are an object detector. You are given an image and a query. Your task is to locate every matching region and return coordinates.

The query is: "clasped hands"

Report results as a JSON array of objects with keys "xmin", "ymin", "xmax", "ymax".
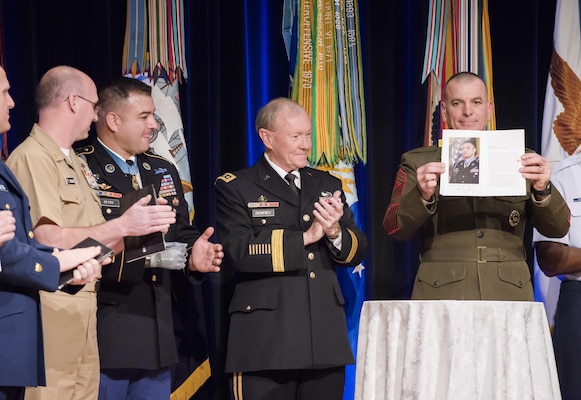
[
  {"xmin": 53, "ymin": 246, "xmax": 110, "ymax": 286},
  {"xmin": 304, "ymin": 190, "xmax": 343, "ymax": 245}
]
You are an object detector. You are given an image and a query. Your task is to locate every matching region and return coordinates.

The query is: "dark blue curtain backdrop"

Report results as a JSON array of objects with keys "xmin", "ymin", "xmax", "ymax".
[{"xmin": 0, "ymin": 1, "xmax": 557, "ymax": 399}]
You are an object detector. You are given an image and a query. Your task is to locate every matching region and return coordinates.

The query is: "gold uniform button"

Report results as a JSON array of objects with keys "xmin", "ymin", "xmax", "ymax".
[
  {"xmin": 309, "ymin": 271, "xmax": 316, "ymax": 279},
  {"xmin": 28, "ymin": 231, "xmax": 34, "ymax": 239},
  {"xmin": 5, "ymin": 204, "xmax": 10, "ymax": 210},
  {"xmin": 302, "ymin": 214, "xmax": 310, "ymax": 222},
  {"xmin": 34, "ymin": 263, "xmax": 43, "ymax": 273},
  {"xmin": 152, "ymin": 275, "xmax": 157, "ymax": 282},
  {"xmin": 246, "ymin": 305, "xmax": 252, "ymax": 311},
  {"xmin": 261, "ymin": 219, "xmax": 267, "ymax": 225},
  {"xmin": 106, "ymin": 208, "xmax": 112, "ymax": 214},
  {"xmin": 307, "ymin": 252, "xmax": 315, "ymax": 260}
]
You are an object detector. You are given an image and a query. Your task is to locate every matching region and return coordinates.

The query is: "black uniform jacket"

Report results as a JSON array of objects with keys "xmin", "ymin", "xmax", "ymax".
[
  {"xmin": 76, "ymin": 142, "xmax": 200, "ymax": 370},
  {"xmin": 384, "ymin": 146, "xmax": 570, "ymax": 300},
  {"xmin": 215, "ymin": 156, "xmax": 367, "ymax": 373}
]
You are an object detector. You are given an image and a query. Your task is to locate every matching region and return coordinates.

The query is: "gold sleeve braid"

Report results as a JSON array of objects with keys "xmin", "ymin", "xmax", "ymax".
[
  {"xmin": 271, "ymin": 229, "xmax": 285, "ymax": 272},
  {"xmin": 337, "ymin": 228, "xmax": 358, "ymax": 264}
]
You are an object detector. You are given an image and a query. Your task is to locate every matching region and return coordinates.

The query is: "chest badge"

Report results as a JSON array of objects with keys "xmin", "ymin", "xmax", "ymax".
[
  {"xmin": 248, "ymin": 194, "xmax": 279, "ymax": 209},
  {"xmin": 509, "ymin": 210, "xmax": 520, "ymax": 228},
  {"xmin": 80, "ymin": 163, "xmax": 99, "ymax": 190}
]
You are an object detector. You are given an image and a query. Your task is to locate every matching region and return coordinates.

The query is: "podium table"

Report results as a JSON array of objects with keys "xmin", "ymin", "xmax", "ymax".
[{"xmin": 355, "ymin": 301, "xmax": 561, "ymax": 400}]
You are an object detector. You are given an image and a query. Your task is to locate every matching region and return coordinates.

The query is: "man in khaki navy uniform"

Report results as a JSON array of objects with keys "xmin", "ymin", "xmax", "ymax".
[
  {"xmin": 7, "ymin": 66, "xmax": 176, "ymax": 400},
  {"xmin": 76, "ymin": 77, "xmax": 222, "ymax": 400},
  {"xmin": 383, "ymin": 71, "xmax": 570, "ymax": 301},
  {"xmin": 0, "ymin": 65, "xmax": 103, "ymax": 400},
  {"xmin": 215, "ymin": 97, "xmax": 367, "ymax": 400}
]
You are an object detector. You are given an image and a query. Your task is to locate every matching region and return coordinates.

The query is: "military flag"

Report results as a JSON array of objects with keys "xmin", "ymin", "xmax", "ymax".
[
  {"xmin": 123, "ymin": 1, "xmax": 211, "ymax": 399},
  {"xmin": 422, "ymin": 0, "xmax": 496, "ymax": 146},
  {"xmin": 534, "ymin": 0, "xmax": 581, "ymax": 326},
  {"xmin": 283, "ymin": 1, "xmax": 367, "ymax": 399},
  {"xmin": 539, "ymin": 0, "xmax": 581, "ymax": 165}
]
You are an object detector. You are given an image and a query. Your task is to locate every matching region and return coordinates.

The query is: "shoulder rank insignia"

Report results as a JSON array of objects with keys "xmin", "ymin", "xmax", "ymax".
[{"xmin": 216, "ymin": 172, "xmax": 236, "ymax": 184}]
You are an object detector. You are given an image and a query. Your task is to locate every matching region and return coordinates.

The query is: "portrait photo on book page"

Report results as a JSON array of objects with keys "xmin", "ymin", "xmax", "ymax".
[{"xmin": 440, "ymin": 129, "xmax": 525, "ymax": 197}]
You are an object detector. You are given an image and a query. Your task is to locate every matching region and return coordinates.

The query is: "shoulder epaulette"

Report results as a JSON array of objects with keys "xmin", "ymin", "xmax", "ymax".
[
  {"xmin": 215, "ymin": 172, "xmax": 237, "ymax": 184},
  {"xmin": 143, "ymin": 150, "xmax": 173, "ymax": 165},
  {"xmin": 74, "ymin": 145, "xmax": 95, "ymax": 156}
]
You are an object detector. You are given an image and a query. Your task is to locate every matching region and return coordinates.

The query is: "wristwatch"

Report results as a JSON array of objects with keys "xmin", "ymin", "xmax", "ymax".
[
  {"xmin": 327, "ymin": 226, "xmax": 341, "ymax": 240},
  {"xmin": 531, "ymin": 182, "xmax": 551, "ymax": 197}
]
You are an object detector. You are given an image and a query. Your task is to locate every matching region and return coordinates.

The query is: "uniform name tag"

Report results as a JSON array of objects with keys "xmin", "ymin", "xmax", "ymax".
[
  {"xmin": 65, "ymin": 177, "xmax": 76, "ymax": 185},
  {"xmin": 100, "ymin": 198, "xmax": 120, "ymax": 208},
  {"xmin": 252, "ymin": 209, "xmax": 275, "ymax": 217}
]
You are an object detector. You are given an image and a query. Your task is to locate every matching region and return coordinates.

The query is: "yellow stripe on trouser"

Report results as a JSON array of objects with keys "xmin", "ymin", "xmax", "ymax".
[{"xmin": 232, "ymin": 372, "xmax": 243, "ymax": 400}]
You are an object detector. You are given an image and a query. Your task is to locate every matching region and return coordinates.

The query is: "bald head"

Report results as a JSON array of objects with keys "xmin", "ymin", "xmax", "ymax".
[
  {"xmin": 255, "ymin": 97, "xmax": 307, "ymax": 133},
  {"xmin": 443, "ymin": 72, "xmax": 488, "ymax": 102},
  {"xmin": 36, "ymin": 66, "xmax": 95, "ymax": 111},
  {"xmin": 35, "ymin": 66, "xmax": 99, "ymax": 147}
]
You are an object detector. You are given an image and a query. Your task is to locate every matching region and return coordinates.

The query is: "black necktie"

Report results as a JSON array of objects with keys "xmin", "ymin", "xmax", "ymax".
[
  {"xmin": 126, "ymin": 160, "xmax": 140, "ymax": 190},
  {"xmin": 285, "ymin": 173, "xmax": 299, "ymax": 196}
]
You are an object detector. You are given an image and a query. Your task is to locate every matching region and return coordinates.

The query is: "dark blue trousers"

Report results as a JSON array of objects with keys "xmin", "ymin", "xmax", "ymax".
[
  {"xmin": 553, "ymin": 280, "xmax": 581, "ymax": 400},
  {"xmin": 98, "ymin": 367, "xmax": 170, "ymax": 400},
  {"xmin": 0, "ymin": 387, "xmax": 24, "ymax": 400}
]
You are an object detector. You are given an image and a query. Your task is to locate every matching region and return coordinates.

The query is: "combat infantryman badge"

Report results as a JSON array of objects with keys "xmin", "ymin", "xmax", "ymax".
[{"xmin": 509, "ymin": 210, "xmax": 520, "ymax": 228}]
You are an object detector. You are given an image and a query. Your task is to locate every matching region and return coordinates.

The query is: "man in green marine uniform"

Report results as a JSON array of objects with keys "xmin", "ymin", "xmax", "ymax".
[{"xmin": 383, "ymin": 71, "xmax": 570, "ymax": 300}]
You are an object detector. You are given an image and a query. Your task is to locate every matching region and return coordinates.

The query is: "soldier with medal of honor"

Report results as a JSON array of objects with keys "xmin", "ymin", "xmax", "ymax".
[
  {"xmin": 383, "ymin": 71, "xmax": 570, "ymax": 301},
  {"xmin": 215, "ymin": 98, "xmax": 367, "ymax": 400},
  {"xmin": 75, "ymin": 77, "xmax": 223, "ymax": 400}
]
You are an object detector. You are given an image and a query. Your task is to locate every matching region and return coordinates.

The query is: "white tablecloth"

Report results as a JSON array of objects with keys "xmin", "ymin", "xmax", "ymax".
[{"xmin": 355, "ymin": 301, "xmax": 561, "ymax": 400}]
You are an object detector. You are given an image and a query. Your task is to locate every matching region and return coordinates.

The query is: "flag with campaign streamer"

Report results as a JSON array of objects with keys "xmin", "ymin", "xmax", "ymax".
[
  {"xmin": 422, "ymin": 0, "xmax": 496, "ymax": 146},
  {"xmin": 123, "ymin": 0, "xmax": 193, "ymax": 218},
  {"xmin": 534, "ymin": 0, "xmax": 581, "ymax": 326},
  {"xmin": 123, "ymin": 1, "xmax": 211, "ymax": 399},
  {"xmin": 283, "ymin": 1, "xmax": 367, "ymax": 399}
]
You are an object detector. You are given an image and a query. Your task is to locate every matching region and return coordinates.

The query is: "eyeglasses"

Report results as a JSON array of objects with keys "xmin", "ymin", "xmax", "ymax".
[{"xmin": 64, "ymin": 94, "xmax": 101, "ymax": 112}]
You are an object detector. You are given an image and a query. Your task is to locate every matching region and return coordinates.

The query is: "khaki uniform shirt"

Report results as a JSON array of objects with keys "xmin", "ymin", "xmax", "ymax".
[{"xmin": 7, "ymin": 124, "xmax": 105, "ymax": 293}]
